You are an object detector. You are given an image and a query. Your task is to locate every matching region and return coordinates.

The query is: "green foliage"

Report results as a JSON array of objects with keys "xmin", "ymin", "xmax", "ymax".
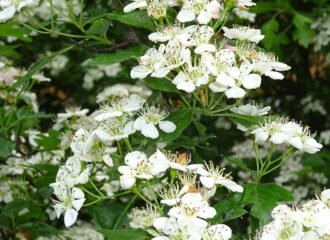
[
  {"xmin": 243, "ymin": 183, "xmax": 294, "ymax": 225},
  {"xmin": 99, "ymin": 229, "xmax": 150, "ymax": 240},
  {"xmin": 90, "ymin": 45, "xmax": 148, "ymax": 65}
]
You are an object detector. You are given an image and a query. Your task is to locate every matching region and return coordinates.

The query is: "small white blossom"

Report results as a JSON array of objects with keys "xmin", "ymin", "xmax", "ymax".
[
  {"xmin": 52, "ymin": 187, "xmax": 85, "ymax": 228},
  {"xmin": 134, "ymin": 105, "xmax": 176, "ymax": 139},
  {"xmin": 223, "ymin": 25, "xmax": 264, "ymax": 43}
]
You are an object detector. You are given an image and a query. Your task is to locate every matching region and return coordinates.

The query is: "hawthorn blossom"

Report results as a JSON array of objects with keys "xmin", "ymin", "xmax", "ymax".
[
  {"xmin": 118, "ymin": 150, "xmax": 169, "ymax": 189},
  {"xmin": 134, "ymin": 105, "xmax": 176, "ymax": 139},
  {"xmin": 197, "ymin": 161, "xmax": 243, "ymax": 192},
  {"xmin": 180, "ymin": 25, "xmax": 216, "ymax": 53},
  {"xmin": 94, "ymin": 95, "xmax": 145, "ymax": 121},
  {"xmin": 223, "ymin": 25, "xmax": 264, "ymax": 43},
  {"xmin": 0, "ymin": 0, "xmax": 35, "ymax": 23},
  {"xmin": 131, "ymin": 46, "xmax": 169, "ymax": 79},
  {"xmin": 203, "ymin": 224, "xmax": 232, "ymax": 240},
  {"xmin": 95, "ymin": 117, "xmax": 136, "ymax": 142},
  {"xmin": 251, "ymin": 119, "xmax": 323, "ymax": 153},
  {"xmin": 52, "ymin": 187, "xmax": 85, "ymax": 228},
  {"xmin": 209, "ymin": 63, "xmax": 262, "ymax": 98},
  {"xmin": 177, "ymin": 0, "xmax": 222, "ymax": 24},
  {"xmin": 50, "ymin": 156, "xmax": 89, "ymax": 190},
  {"xmin": 56, "ymin": 107, "xmax": 89, "ymax": 123},
  {"xmin": 202, "ymin": 49, "xmax": 236, "ymax": 76},
  {"xmin": 231, "ymin": 103, "xmax": 271, "ymax": 116},
  {"xmin": 172, "ymin": 59, "xmax": 210, "ymax": 93},
  {"xmin": 148, "ymin": 24, "xmax": 186, "ymax": 43},
  {"xmin": 168, "ymin": 192, "xmax": 216, "ymax": 228},
  {"xmin": 123, "ymin": 0, "xmax": 147, "ymax": 13},
  {"xmin": 128, "ymin": 205, "xmax": 160, "ymax": 229}
]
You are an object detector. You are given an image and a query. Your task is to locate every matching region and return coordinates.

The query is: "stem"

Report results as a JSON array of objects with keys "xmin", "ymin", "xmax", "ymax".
[
  {"xmin": 81, "ymin": 186, "xmax": 100, "ymax": 199},
  {"xmin": 132, "ymin": 187, "xmax": 153, "ymax": 205},
  {"xmin": 124, "ymin": 138, "xmax": 133, "ymax": 152},
  {"xmin": 112, "ymin": 196, "xmax": 137, "ymax": 229},
  {"xmin": 146, "ymin": 182, "xmax": 163, "ymax": 214},
  {"xmin": 89, "ymin": 179, "xmax": 105, "ymax": 197}
]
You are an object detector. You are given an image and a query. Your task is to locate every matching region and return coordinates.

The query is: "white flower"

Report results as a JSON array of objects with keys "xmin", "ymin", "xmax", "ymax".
[
  {"xmin": 0, "ymin": 0, "xmax": 35, "ymax": 23},
  {"xmin": 252, "ymin": 52, "xmax": 291, "ymax": 80},
  {"xmin": 162, "ymin": 40, "xmax": 191, "ymax": 70},
  {"xmin": 118, "ymin": 150, "xmax": 169, "ymax": 189},
  {"xmin": 57, "ymin": 107, "xmax": 89, "ymax": 123},
  {"xmin": 197, "ymin": 162, "xmax": 243, "ymax": 192},
  {"xmin": 147, "ymin": 0, "xmax": 167, "ymax": 19},
  {"xmin": 148, "ymin": 24, "xmax": 186, "ymax": 43},
  {"xmin": 177, "ymin": 0, "xmax": 222, "ymax": 24},
  {"xmin": 123, "ymin": 0, "xmax": 147, "ymax": 13},
  {"xmin": 172, "ymin": 59, "xmax": 210, "ymax": 93},
  {"xmin": 0, "ymin": 182, "xmax": 13, "ymax": 203},
  {"xmin": 52, "ymin": 187, "xmax": 85, "ymax": 228},
  {"xmin": 320, "ymin": 189, "xmax": 330, "ymax": 207},
  {"xmin": 94, "ymin": 95, "xmax": 145, "ymax": 121},
  {"xmin": 168, "ymin": 192, "xmax": 216, "ymax": 229},
  {"xmin": 153, "ymin": 216, "xmax": 205, "ymax": 240},
  {"xmin": 209, "ymin": 63, "xmax": 261, "ymax": 98},
  {"xmin": 203, "ymin": 224, "xmax": 232, "ymax": 240},
  {"xmin": 202, "ymin": 49, "xmax": 236, "ymax": 76},
  {"xmin": 134, "ymin": 105, "xmax": 176, "ymax": 139},
  {"xmin": 32, "ymin": 73, "xmax": 51, "ymax": 82},
  {"xmin": 101, "ymin": 180, "xmax": 120, "ymax": 197},
  {"xmin": 50, "ymin": 156, "xmax": 89, "ymax": 190},
  {"xmin": 223, "ymin": 25, "xmax": 264, "ymax": 43},
  {"xmin": 165, "ymin": 152, "xmax": 204, "ymax": 172},
  {"xmin": 237, "ymin": 0, "xmax": 256, "ymax": 8},
  {"xmin": 128, "ymin": 205, "xmax": 160, "ymax": 229},
  {"xmin": 95, "ymin": 117, "xmax": 136, "ymax": 142},
  {"xmin": 231, "ymin": 103, "xmax": 271, "ymax": 116},
  {"xmin": 181, "ymin": 25, "xmax": 216, "ymax": 54},
  {"xmin": 131, "ymin": 46, "xmax": 169, "ymax": 79}
]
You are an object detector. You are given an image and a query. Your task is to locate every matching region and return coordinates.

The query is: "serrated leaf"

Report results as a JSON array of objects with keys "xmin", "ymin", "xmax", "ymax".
[
  {"xmin": 222, "ymin": 113, "xmax": 264, "ymax": 127},
  {"xmin": 100, "ymin": 229, "xmax": 150, "ymax": 240},
  {"xmin": 144, "ymin": 78, "xmax": 179, "ymax": 94},
  {"xmin": 107, "ymin": 10, "xmax": 155, "ymax": 31},
  {"xmin": 0, "ymin": 137, "xmax": 14, "ymax": 159},
  {"xmin": 87, "ymin": 203, "xmax": 125, "ymax": 229},
  {"xmin": 243, "ymin": 183, "xmax": 293, "ymax": 225},
  {"xmin": 14, "ymin": 45, "xmax": 73, "ymax": 90},
  {"xmin": 212, "ymin": 192, "xmax": 247, "ymax": 224},
  {"xmin": 36, "ymin": 130, "xmax": 60, "ymax": 151},
  {"xmin": 90, "ymin": 45, "xmax": 148, "ymax": 65},
  {"xmin": 160, "ymin": 108, "xmax": 194, "ymax": 143},
  {"xmin": 292, "ymin": 12, "xmax": 315, "ymax": 48},
  {"xmin": 86, "ymin": 19, "xmax": 110, "ymax": 35}
]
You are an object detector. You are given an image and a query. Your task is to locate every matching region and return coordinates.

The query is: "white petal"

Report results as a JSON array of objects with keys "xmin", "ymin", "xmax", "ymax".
[
  {"xmin": 141, "ymin": 123, "xmax": 159, "ymax": 139},
  {"xmin": 72, "ymin": 187, "xmax": 85, "ymax": 199},
  {"xmin": 200, "ymin": 176, "xmax": 215, "ymax": 188},
  {"xmin": 241, "ymin": 74, "xmax": 261, "ymax": 89},
  {"xmin": 265, "ymin": 71, "xmax": 284, "ymax": 80},
  {"xmin": 148, "ymin": 32, "xmax": 171, "ymax": 42},
  {"xmin": 149, "ymin": 150, "xmax": 169, "ymax": 175},
  {"xmin": 217, "ymin": 179, "xmax": 243, "ymax": 192},
  {"xmin": 177, "ymin": 10, "xmax": 195, "ymax": 23},
  {"xmin": 197, "ymin": 11, "xmax": 212, "ymax": 24},
  {"xmin": 103, "ymin": 154, "xmax": 113, "ymax": 167},
  {"xmin": 131, "ymin": 65, "xmax": 152, "ymax": 79},
  {"xmin": 195, "ymin": 44, "xmax": 216, "ymax": 54},
  {"xmin": 0, "ymin": 6, "xmax": 16, "ymax": 23},
  {"xmin": 151, "ymin": 68, "xmax": 170, "ymax": 78},
  {"xmin": 198, "ymin": 206, "xmax": 217, "ymax": 219},
  {"xmin": 134, "ymin": 117, "xmax": 147, "ymax": 131},
  {"xmin": 94, "ymin": 111, "xmax": 122, "ymax": 121},
  {"xmin": 125, "ymin": 151, "xmax": 147, "ymax": 168},
  {"xmin": 270, "ymin": 132, "xmax": 289, "ymax": 144},
  {"xmin": 64, "ymin": 209, "xmax": 78, "ymax": 228},
  {"xmin": 216, "ymin": 73, "xmax": 236, "ymax": 87},
  {"xmin": 287, "ymin": 137, "xmax": 303, "ymax": 149},
  {"xmin": 120, "ymin": 174, "xmax": 136, "ymax": 189},
  {"xmin": 159, "ymin": 121, "xmax": 176, "ymax": 133},
  {"xmin": 123, "ymin": 1, "xmax": 147, "ymax": 13},
  {"xmin": 72, "ymin": 199, "xmax": 85, "ymax": 211},
  {"xmin": 225, "ymin": 87, "xmax": 246, "ymax": 99},
  {"xmin": 176, "ymin": 80, "xmax": 196, "ymax": 93}
]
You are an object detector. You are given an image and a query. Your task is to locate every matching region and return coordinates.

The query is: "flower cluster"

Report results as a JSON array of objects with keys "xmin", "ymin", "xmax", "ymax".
[
  {"xmin": 250, "ymin": 118, "xmax": 323, "ymax": 154},
  {"xmin": 124, "ymin": 151, "xmax": 242, "ymax": 240},
  {"xmin": 257, "ymin": 189, "xmax": 330, "ymax": 240},
  {"xmin": 0, "ymin": 0, "xmax": 36, "ymax": 23},
  {"xmin": 126, "ymin": 0, "xmax": 290, "ymax": 98}
]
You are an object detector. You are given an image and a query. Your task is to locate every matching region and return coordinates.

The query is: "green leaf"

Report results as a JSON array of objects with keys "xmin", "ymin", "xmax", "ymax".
[
  {"xmin": 144, "ymin": 78, "xmax": 179, "ymax": 94},
  {"xmin": 292, "ymin": 12, "xmax": 315, "ymax": 48},
  {"xmin": 107, "ymin": 10, "xmax": 155, "ymax": 31},
  {"xmin": 243, "ymin": 183, "xmax": 294, "ymax": 225},
  {"xmin": 36, "ymin": 129, "xmax": 60, "ymax": 151},
  {"xmin": 100, "ymin": 229, "xmax": 150, "ymax": 240},
  {"xmin": 212, "ymin": 192, "xmax": 247, "ymax": 224},
  {"xmin": 14, "ymin": 45, "xmax": 73, "ymax": 90},
  {"xmin": 90, "ymin": 45, "xmax": 148, "ymax": 65},
  {"xmin": 0, "ymin": 23, "xmax": 32, "ymax": 42},
  {"xmin": 0, "ymin": 137, "xmax": 14, "ymax": 159},
  {"xmin": 160, "ymin": 108, "xmax": 194, "ymax": 143},
  {"xmin": 2, "ymin": 200, "xmax": 27, "ymax": 218},
  {"xmin": 88, "ymin": 203, "xmax": 125, "ymax": 229},
  {"xmin": 86, "ymin": 19, "xmax": 111, "ymax": 35},
  {"xmin": 0, "ymin": 45, "xmax": 20, "ymax": 59},
  {"xmin": 222, "ymin": 113, "xmax": 264, "ymax": 127}
]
